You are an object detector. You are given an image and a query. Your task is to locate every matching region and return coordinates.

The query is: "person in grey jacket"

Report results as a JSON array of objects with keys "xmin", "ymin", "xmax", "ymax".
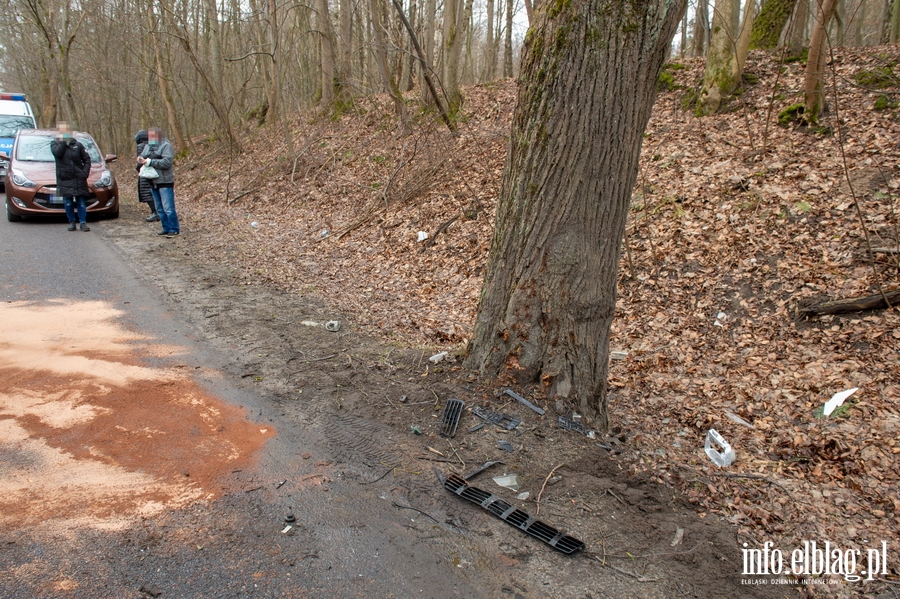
[{"xmin": 138, "ymin": 127, "xmax": 179, "ymax": 237}]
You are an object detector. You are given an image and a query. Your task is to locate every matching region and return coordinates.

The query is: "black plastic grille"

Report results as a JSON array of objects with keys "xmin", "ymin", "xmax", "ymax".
[{"xmin": 441, "ymin": 472, "xmax": 585, "ymax": 555}]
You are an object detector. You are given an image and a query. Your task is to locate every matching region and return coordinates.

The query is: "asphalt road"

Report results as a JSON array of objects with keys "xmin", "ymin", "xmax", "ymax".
[{"xmin": 0, "ymin": 206, "xmax": 486, "ymax": 598}]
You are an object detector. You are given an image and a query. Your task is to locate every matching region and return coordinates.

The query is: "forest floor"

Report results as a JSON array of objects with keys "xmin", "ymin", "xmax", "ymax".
[{"xmin": 110, "ymin": 46, "xmax": 899, "ymax": 597}]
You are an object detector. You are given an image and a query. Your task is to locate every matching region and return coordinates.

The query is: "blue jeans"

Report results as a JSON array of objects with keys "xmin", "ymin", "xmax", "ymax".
[
  {"xmin": 64, "ymin": 197, "xmax": 87, "ymax": 223},
  {"xmin": 150, "ymin": 186, "xmax": 179, "ymax": 233}
]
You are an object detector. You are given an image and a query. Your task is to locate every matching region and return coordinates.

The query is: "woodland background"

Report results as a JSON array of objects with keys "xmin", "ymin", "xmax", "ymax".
[{"xmin": 1, "ymin": 0, "xmax": 899, "ymax": 588}]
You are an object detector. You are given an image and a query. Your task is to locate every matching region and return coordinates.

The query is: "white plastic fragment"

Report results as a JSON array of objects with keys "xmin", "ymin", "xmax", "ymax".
[
  {"xmin": 823, "ymin": 388, "xmax": 858, "ymax": 417},
  {"xmin": 516, "ymin": 492, "xmax": 530, "ymax": 501},
  {"xmin": 325, "ymin": 320, "xmax": 341, "ymax": 332},
  {"xmin": 417, "ymin": 231, "xmax": 429, "ymax": 242},
  {"xmin": 251, "ymin": 221, "xmax": 259, "ymax": 227},
  {"xmin": 300, "ymin": 320, "xmax": 321, "ymax": 327},
  {"xmin": 493, "ymin": 475, "xmax": 520, "ymax": 491},
  {"xmin": 321, "ymin": 229, "xmax": 329, "ymax": 237},
  {"xmin": 281, "ymin": 525, "xmax": 292, "ymax": 534},
  {"xmin": 610, "ymin": 350, "xmax": 628, "ymax": 360},
  {"xmin": 428, "ymin": 351, "xmax": 448, "ymax": 363},
  {"xmin": 714, "ymin": 312, "xmax": 727, "ymax": 327},
  {"xmin": 704, "ymin": 428, "xmax": 735, "ymax": 467}
]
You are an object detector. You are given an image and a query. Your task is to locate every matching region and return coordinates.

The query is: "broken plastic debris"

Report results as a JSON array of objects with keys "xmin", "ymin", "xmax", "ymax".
[
  {"xmin": 417, "ymin": 231, "xmax": 429, "ymax": 242},
  {"xmin": 472, "ymin": 406, "xmax": 520, "ymax": 430},
  {"xmin": 517, "ymin": 492, "xmax": 530, "ymax": 501},
  {"xmin": 823, "ymin": 388, "xmax": 858, "ymax": 416},
  {"xmin": 503, "ymin": 388, "xmax": 545, "ymax": 415},
  {"xmin": 724, "ymin": 410, "xmax": 755, "ymax": 429},
  {"xmin": 411, "ymin": 425, "xmax": 422, "ymax": 435},
  {"xmin": 251, "ymin": 221, "xmax": 259, "ymax": 227},
  {"xmin": 714, "ymin": 312, "xmax": 727, "ymax": 327},
  {"xmin": 704, "ymin": 428, "xmax": 735, "ymax": 467},
  {"xmin": 439, "ymin": 399, "xmax": 465, "ymax": 438},
  {"xmin": 493, "ymin": 475, "xmax": 520, "ymax": 491},
  {"xmin": 498, "ymin": 440, "xmax": 514, "ymax": 452},
  {"xmin": 610, "ymin": 350, "xmax": 628, "ymax": 360},
  {"xmin": 558, "ymin": 415, "xmax": 595, "ymax": 439},
  {"xmin": 300, "ymin": 320, "xmax": 320, "ymax": 327},
  {"xmin": 281, "ymin": 525, "xmax": 292, "ymax": 534},
  {"xmin": 428, "ymin": 351, "xmax": 448, "ymax": 363},
  {"xmin": 439, "ymin": 471, "xmax": 584, "ymax": 555},
  {"xmin": 463, "ymin": 460, "xmax": 503, "ymax": 480},
  {"xmin": 320, "ymin": 229, "xmax": 329, "ymax": 237},
  {"xmin": 325, "ymin": 320, "xmax": 341, "ymax": 332}
]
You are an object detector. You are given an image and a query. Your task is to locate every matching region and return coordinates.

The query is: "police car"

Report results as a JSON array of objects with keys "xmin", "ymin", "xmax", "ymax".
[{"xmin": 0, "ymin": 93, "xmax": 37, "ymax": 187}]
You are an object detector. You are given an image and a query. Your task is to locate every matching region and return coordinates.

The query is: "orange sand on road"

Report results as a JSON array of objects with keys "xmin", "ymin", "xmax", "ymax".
[{"xmin": 0, "ymin": 300, "xmax": 274, "ymax": 530}]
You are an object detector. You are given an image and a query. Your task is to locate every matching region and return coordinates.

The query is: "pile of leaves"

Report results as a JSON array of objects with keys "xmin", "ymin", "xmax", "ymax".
[{"xmin": 167, "ymin": 45, "xmax": 899, "ymax": 581}]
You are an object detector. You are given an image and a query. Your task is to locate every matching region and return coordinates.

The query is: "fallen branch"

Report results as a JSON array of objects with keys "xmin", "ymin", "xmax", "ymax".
[
  {"xmin": 420, "ymin": 215, "xmax": 459, "ymax": 252},
  {"xmin": 799, "ymin": 289, "xmax": 900, "ymax": 316}
]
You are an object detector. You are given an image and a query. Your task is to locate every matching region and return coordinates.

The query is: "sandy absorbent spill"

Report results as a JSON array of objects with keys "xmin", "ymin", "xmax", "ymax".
[{"xmin": 0, "ymin": 300, "xmax": 274, "ymax": 530}]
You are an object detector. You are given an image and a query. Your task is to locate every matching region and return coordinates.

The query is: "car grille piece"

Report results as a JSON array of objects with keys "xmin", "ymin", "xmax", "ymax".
[
  {"xmin": 439, "ymin": 398, "xmax": 465, "ymax": 438},
  {"xmin": 472, "ymin": 405, "xmax": 520, "ymax": 430},
  {"xmin": 439, "ymin": 471, "xmax": 585, "ymax": 555}
]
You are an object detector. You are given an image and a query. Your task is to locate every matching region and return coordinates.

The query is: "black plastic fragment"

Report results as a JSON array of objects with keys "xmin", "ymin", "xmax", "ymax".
[
  {"xmin": 463, "ymin": 460, "xmax": 504, "ymax": 481},
  {"xmin": 498, "ymin": 440, "xmax": 514, "ymax": 452},
  {"xmin": 439, "ymin": 398, "xmax": 465, "ymax": 438},
  {"xmin": 473, "ymin": 405, "xmax": 520, "ymax": 430},
  {"xmin": 439, "ymin": 472, "xmax": 585, "ymax": 555},
  {"xmin": 502, "ymin": 388, "xmax": 545, "ymax": 415},
  {"xmin": 558, "ymin": 415, "xmax": 595, "ymax": 438}
]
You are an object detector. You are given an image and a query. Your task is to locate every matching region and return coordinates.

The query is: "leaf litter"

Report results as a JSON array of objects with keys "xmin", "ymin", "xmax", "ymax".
[{"xmin": 118, "ymin": 45, "xmax": 899, "ymax": 593}]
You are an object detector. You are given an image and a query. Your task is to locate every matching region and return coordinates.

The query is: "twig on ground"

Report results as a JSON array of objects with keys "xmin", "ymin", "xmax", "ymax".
[{"xmin": 536, "ymin": 463, "xmax": 566, "ymax": 516}]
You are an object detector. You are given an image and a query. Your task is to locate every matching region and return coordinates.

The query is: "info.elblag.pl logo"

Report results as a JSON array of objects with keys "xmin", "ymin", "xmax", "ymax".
[{"xmin": 742, "ymin": 540, "xmax": 890, "ymax": 583}]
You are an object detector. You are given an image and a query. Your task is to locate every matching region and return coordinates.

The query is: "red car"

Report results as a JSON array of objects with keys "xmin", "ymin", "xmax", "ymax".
[{"xmin": 3, "ymin": 128, "xmax": 119, "ymax": 221}]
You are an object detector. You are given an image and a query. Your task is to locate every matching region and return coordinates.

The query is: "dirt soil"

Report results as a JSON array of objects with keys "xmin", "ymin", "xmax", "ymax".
[{"xmin": 99, "ymin": 45, "xmax": 900, "ymax": 598}]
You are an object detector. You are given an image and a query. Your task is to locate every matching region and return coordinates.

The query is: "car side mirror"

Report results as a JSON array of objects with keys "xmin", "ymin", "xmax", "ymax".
[
  {"xmin": 104, "ymin": 154, "xmax": 118, "ymax": 163},
  {"xmin": 0, "ymin": 152, "xmax": 9, "ymax": 161}
]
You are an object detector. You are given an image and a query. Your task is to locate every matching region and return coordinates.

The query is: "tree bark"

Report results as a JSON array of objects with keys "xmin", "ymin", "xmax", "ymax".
[
  {"xmin": 464, "ymin": 0, "xmax": 686, "ymax": 429},
  {"xmin": 503, "ymin": 0, "xmax": 513, "ymax": 77},
  {"xmin": 804, "ymin": 0, "xmax": 837, "ymax": 122},
  {"xmin": 315, "ymin": 0, "xmax": 338, "ymax": 106},
  {"xmin": 692, "ymin": 0, "xmax": 710, "ymax": 55},
  {"xmin": 698, "ymin": 0, "xmax": 741, "ymax": 114},
  {"xmin": 786, "ymin": 0, "xmax": 808, "ymax": 54},
  {"xmin": 750, "ymin": 0, "xmax": 798, "ymax": 48}
]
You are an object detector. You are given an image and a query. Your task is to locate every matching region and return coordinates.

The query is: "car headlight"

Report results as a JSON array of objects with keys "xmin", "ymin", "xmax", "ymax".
[
  {"xmin": 95, "ymin": 170, "xmax": 114, "ymax": 188},
  {"xmin": 11, "ymin": 168, "xmax": 36, "ymax": 188}
]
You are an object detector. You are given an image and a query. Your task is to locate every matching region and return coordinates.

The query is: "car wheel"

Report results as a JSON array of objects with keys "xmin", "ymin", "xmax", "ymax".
[{"xmin": 6, "ymin": 202, "xmax": 22, "ymax": 222}]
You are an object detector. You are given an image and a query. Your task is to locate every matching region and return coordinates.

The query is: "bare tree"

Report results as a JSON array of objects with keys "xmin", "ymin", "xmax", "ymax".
[
  {"xmin": 465, "ymin": 0, "xmax": 686, "ymax": 428},
  {"xmin": 805, "ymin": 0, "xmax": 838, "ymax": 121},
  {"xmin": 698, "ymin": 0, "xmax": 741, "ymax": 113}
]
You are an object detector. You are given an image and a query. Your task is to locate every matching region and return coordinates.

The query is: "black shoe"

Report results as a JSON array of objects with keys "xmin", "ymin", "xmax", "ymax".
[
  {"xmin": 67, "ymin": 222, "xmax": 76, "ymax": 231},
  {"xmin": 166, "ymin": 231, "xmax": 180, "ymax": 238},
  {"xmin": 157, "ymin": 230, "xmax": 169, "ymax": 236},
  {"xmin": 145, "ymin": 214, "xmax": 160, "ymax": 222},
  {"xmin": 80, "ymin": 222, "xmax": 90, "ymax": 232}
]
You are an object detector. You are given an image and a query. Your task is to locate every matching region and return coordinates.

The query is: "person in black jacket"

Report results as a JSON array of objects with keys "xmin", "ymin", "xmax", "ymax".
[
  {"xmin": 134, "ymin": 130, "xmax": 158, "ymax": 221},
  {"xmin": 50, "ymin": 121, "xmax": 92, "ymax": 232}
]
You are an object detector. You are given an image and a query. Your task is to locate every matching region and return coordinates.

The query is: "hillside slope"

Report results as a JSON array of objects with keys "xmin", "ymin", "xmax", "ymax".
[{"xmin": 130, "ymin": 45, "xmax": 899, "ymax": 588}]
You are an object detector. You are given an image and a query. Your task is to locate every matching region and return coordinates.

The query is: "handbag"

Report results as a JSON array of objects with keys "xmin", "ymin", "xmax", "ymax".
[{"xmin": 139, "ymin": 164, "xmax": 159, "ymax": 179}]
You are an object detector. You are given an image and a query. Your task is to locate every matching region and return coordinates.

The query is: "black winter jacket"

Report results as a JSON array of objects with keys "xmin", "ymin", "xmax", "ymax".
[
  {"xmin": 51, "ymin": 138, "xmax": 91, "ymax": 197},
  {"xmin": 135, "ymin": 141, "xmax": 155, "ymax": 204}
]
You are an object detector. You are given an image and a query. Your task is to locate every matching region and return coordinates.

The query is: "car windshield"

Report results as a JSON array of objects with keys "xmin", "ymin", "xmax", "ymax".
[
  {"xmin": 14, "ymin": 135, "xmax": 103, "ymax": 163},
  {"xmin": 0, "ymin": 115, "xmax": 35, "ymax": 138}
]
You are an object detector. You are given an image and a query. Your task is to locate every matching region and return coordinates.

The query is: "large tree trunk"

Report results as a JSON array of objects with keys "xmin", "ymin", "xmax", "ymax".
[
  {"xmin": 804, "ymin": 0, "xmax": 837, "ymax": 122},
  {"xmin": 464, "ymin": 0, "xmax": 686, "ymax": 429},
  {"xmin": 750, "ymin": 0, "xmax": 798, "ymax": 48},
  {"xmin": 698, "ymin": 0, "xmax": 741, "ymax": 114}
]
